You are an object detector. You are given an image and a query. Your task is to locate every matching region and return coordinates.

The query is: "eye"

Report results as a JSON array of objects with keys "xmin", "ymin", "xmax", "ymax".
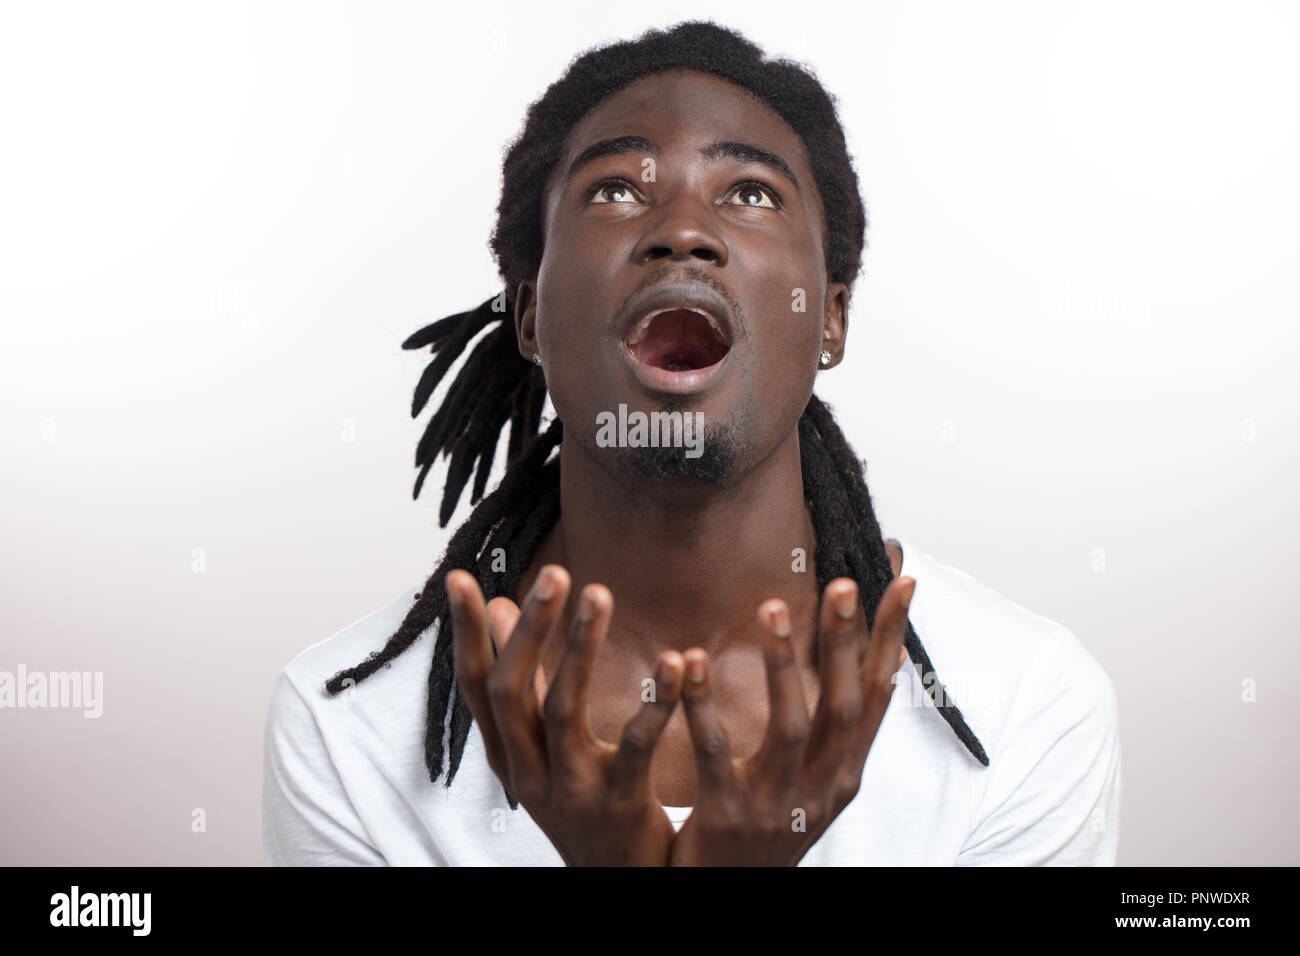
[
  {"xmin": 724, "ymin": 181, "xmax": 781, "ymax": 209},
  {"xmin": 587, "ymin": 179, "xmax": 642, "ymax": 204}
]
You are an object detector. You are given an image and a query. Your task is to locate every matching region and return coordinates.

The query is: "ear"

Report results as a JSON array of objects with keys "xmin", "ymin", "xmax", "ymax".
[
  {"xmin": 819, "ymin": 281, "xmax": 850, "ymax": 368},
  {"xmin": 513, "ymin": 278, "xmax": 539, "ymax": 361}
]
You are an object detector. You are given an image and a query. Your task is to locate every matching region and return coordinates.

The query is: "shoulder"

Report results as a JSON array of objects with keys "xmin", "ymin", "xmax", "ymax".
[
  {"xmin": 263, "ymin": 584, "xmax": 437, "ymax": 782},
  {"xmin": 261, "ymin": 586, "xmax": 440, "ymax": 865},
  {"xmin": 894, "ymin": 538, "xmax": 1119, "ymax": 763},
  {"xmin": 273, "ymin": 586, "xmax": 432, "ymax": 708},
  {"xmin": 894, "ymin": 539, "xmax": 1121, "ymax": 863}
]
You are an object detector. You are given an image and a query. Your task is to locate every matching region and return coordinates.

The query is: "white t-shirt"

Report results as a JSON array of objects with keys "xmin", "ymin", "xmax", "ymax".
[{"xmin": 262, "ymin": 537, "xmax": 1121, "ymax": 865}]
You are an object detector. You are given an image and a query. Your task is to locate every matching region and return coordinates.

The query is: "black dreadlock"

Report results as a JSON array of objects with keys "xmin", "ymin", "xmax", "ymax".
[{"xmin": 325, "ymin": 21, "xmax": 988, "ymax": 805}]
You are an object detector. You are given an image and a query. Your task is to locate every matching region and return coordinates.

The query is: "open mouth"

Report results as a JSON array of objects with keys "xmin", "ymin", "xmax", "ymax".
[{"xmin": 624, "ymin": 308, "xmax": 731, "ymax": 371}]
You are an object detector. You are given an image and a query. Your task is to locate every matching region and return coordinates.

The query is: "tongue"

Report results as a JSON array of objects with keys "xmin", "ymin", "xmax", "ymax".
[{"xmin": 633, "ymin": 309, "xmax": 729, "ymax": 371}]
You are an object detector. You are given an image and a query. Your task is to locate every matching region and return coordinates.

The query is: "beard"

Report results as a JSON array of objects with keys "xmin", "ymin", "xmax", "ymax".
[
  {"xmin": 561, "ymin": 385, "xmax": 780, "ymax": 494},
  {"xmin": 620, "ymin": 391, "xmax": 756, "ymax": 485},
  {"xmin": 561, "ymin": 389, "xmax": 765, "ymax": 489},
  {"xmin": 625, "ymin": 422, "xmax": 737, "ymax": 482}
]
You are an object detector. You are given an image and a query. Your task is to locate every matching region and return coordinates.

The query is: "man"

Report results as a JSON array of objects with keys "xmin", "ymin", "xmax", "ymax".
[{"xmin": 263, "ymin": 20, "xmax": 1120, "ymax": 866}]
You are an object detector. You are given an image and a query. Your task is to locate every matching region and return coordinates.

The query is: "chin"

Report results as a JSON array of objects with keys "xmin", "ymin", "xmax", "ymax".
[{"xmin": 626, "ymin": 439, "xmax": 737, "ymax": 483}]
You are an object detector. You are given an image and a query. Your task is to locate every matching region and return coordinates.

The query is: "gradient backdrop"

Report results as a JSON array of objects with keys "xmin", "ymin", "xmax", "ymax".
[{"xmin": 2, "ymin": 0, "xmax": 1297, "ymax": 865}]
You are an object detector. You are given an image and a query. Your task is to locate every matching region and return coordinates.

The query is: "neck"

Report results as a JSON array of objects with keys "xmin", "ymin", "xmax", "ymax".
[{"xmin": 529, "ymin": 428, "xmax": 820, "ymax": 659}]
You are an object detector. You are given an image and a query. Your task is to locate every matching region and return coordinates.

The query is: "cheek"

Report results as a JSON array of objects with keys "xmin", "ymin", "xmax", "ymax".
[
  {"xmin": 749, "ymin": 263, "xmax": 823, "ymax": 362},
  {"xmin": 533, "ymin": 228, "xmax": 621, "ymax": 356},
  {"xmin": 532, "ymin": 253, "xmax": 615, "ymax": 432},
  {"xmin": 533, "ymin": 258, "xmax": 581, "ymax": 358},
  {"xmin": 739, "ymin": 272, "xmax": 824, "ymax": 420}
]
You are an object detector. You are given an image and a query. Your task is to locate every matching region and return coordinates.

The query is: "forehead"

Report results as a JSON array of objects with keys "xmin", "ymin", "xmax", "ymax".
[{"xmin": 545, "ymin": 69, "xmax": 817, "ymax": 205}]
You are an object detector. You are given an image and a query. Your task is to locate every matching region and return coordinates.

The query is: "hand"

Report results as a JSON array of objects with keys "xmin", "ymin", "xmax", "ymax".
[
  {"xmin": 668, "ymin": 575, "xmax": 916, "ymax": 866},
  {"xmin": 446, "ymin": 564, "xmax": 686, "ymax": 866}
]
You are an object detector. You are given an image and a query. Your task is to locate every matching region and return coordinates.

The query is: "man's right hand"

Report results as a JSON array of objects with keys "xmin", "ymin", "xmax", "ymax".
[{"xmin": 446, "ymin": 565, "xmax": 685, "ymax": 866}]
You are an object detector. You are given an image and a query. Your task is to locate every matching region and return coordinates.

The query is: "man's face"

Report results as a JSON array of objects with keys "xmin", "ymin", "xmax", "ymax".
[{"xmin": 515, "ymin": 68, "xmax": 848, "ymax": 488}]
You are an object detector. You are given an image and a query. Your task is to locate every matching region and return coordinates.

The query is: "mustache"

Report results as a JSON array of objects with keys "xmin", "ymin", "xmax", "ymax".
[{"xmin": 617, "ymin": 265, "xmax": 745, "ymax": 340}]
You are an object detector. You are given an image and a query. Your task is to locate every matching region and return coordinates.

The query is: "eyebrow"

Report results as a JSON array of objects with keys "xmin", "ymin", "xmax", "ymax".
[{"xmin": 561, "ymin": 135, "xmax": 801, "ymax": 193}]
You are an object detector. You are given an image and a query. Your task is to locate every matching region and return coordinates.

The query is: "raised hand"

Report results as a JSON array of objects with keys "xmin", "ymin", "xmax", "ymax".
[
  {"xmin": 668, "ymin": 575, "xmax": 915, "ymax": 866},
  {"xmin": 446, "ymin": 565, "xmax": 686, "ymax": 866}
]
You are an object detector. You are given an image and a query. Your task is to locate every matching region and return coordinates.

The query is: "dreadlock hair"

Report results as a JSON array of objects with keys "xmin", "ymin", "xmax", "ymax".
[{"xmin": 325, "ymin": 20, "xmax": 989, "ymax": 807}]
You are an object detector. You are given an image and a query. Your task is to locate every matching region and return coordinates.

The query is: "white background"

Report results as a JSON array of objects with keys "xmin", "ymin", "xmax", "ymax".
[{"xmin": 1, "ymin": 0, "xmax": 1296, "ymax": 865}]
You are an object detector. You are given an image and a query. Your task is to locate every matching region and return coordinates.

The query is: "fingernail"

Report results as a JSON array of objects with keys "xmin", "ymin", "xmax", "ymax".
[
  {"xmin": 769, "ymin": 604, "xmax": 791, "ymax": 638},
  {"xmin": 659, "ymin": 653, "xmax": 682, "ymax": 683},
  {"xmin": 576, "ymin": 587, "xmax": 596, "ymax": 623},
  {"xmin": 535, "ymin": 567, "xmax": 556, "ymax": 601},
  {"xmin": 832, "ymin": 583, "xmax": 857, "ymax": 619},
  {"xmin": 900, "ymin": 577, "xmax": 916, "ymax": 610},
  {"xmin": 686, "ymin": 655, "xmax": 706, "ymax": 684}
]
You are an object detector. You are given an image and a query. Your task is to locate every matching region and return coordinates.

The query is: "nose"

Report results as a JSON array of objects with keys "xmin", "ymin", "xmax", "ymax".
[{"xmin": 631, "ymin": 192, "xmax": 729, "ymax": 268}]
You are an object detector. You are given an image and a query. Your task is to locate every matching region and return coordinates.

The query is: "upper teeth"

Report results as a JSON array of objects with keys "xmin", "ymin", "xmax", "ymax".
[{"xmin": 627, "ymin": 307, "xmax": 726, "ymax": 345}]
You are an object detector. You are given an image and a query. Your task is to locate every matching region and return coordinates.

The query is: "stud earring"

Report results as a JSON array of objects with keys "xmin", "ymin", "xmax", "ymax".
[
  {"xmin": 531, "ymin": 352, "xmax": 542, "ymax": 366},
  {"xmin": 819, "ymin": 350, "xmax": 832, "ymax": 368}
]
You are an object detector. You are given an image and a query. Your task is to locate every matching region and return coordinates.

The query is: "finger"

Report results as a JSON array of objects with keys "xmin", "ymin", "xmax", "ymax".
[
  {"xmin": 680, "ymin": 649, "xmax": 738, "ymax": 798},
  {"xmin": 486, "ymin": 597, "xmax": 547, "ymax": 705},
  {"xmin": 836, "ymin": 577, "xmax": 914, "ymax": 797},
  {"xmin": 490, "ymin": 564, "xmax": 568, "ymax": 709},
  {"xmin": 851, "ymin": 576, "xmax": 914, "ymax": 758},
  {"xmin": 804, "ymin": 579, "xmax": 866, "ymax": 784},
  {"xmin": 542, "ymin": 583, "xmax": 612, "ymax": 756},
  {"xmin": 445, "ymin": 570, "xmax": 512, "ymax": 779},
  {"xmin": 485, "ymin": 564, "xmax": 570, "ymax": 782},
  {"xmin": 750, "ymin": 599, "xmax": 811, "ymax": 785},
  {"xmin": 609, "ymin": 650, "xmax": 685, "ymax": 800}
]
